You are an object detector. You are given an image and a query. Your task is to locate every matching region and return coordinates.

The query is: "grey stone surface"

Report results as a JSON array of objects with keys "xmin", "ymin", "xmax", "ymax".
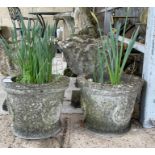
[
  {"xmin": 58, "ymin": 36, "xmax": 101, "ymax": 75},
  {"xmin": 77, "ymin": 74, "xmax": 144, "ymax": 133},
  {"xmin": 0, "ymin": 115, "xmax": 61, "ymax": 148},
  {"xmin": 64, "ymin": 77, "xmax": 77, "ymax": 101},
  {"xmin": 1, "ymin": 113, "xmax": 155, "ymax": 148},
  {"xmin": 62, "ymin": 101, "xmax": 83, "ymax": 114},
  {"xmin": 64, "ymin": 77, "xmax": 80, "ymax": 104},
  {"xmin": 0, "ymin": 45, "xmax": 19, "ymax": 76},
  {"xmin": 73, "ymin": 8, "xmax": 97, "ymax": 36},
  {"xmin": 2, "ymin": 75, "xmax": 69, "ymax": 139},
  {"xmin": 1, "ymin": 75, "xmax": 155, "ymax": 148},
  {"xmin": 62, "ymin": 78, "xmax": 83, "ymax": 115}
]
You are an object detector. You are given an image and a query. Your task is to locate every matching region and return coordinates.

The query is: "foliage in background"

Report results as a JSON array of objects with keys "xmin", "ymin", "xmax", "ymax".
[
  {"xmin": 0, "ymin": 17, "xmax": 56, "ymax": 84},
  {"xmin": 91, "ymin": 9, "xmax": 139, "ymax": 85}
]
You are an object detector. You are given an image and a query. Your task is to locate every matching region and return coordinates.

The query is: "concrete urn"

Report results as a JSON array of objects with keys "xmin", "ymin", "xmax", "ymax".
[
  {"xmin": 77, "ymin": 74, "xmax": 144, "ymax": 133},
  {"xmin": 1, "ymin": 76, "xmax": 69, "ymax": 139}
]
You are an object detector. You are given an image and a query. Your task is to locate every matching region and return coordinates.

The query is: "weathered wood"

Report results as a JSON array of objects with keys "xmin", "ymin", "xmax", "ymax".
[
  {"xmin": 96, "ymin": 7, "xmax": 120, "ymax": 14},
  {"xmin": 140, "ymin": 7, "xmax": 155, "ymax": 128},
  {"xmin": 118, "ymin": 35, "xmax": 145, "ymax": 53},
  {"xmin": 103, "ymin": 9, "xmax": 111, "ymax": 35}
]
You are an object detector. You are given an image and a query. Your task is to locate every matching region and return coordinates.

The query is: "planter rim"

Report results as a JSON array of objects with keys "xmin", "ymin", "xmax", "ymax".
[
  {"xmin": 1, "ymin": 75, "xmax": 69, "ymax": 94},
  {"xmin": 1, "ymin": 75, "xmax": 69, "ymax": 86},
  {"xmin": 77, "ymin": 74, "xmax": 144, "ymax": 90}
]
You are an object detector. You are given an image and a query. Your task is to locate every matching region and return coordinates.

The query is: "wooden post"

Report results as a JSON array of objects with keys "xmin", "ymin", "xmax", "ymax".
[
  {"xmin": 103, "ymin": 8, "xmax": 111, "ymax": 35},
  {"xmin": 140, "ymin": 7, "xmax": 155, "ymax": 128}
]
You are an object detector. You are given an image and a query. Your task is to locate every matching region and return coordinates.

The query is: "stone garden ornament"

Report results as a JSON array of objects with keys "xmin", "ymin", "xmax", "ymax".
[{"xmin": 58, "ymin": 7, "xmax": 98, "ymax": 75}]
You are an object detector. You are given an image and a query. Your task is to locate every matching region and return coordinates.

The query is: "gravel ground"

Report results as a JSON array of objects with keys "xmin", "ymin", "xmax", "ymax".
[
  {"xmin": 68, "ymin": 119, "xmax": 155, "ymax": 148},
  {"xmin": 0, "ymin": 115, "xmax": 62, "ymax": 148},
  {"xmin": 0, "ymin": 114, "xmax": 155, "ymax": 148}
]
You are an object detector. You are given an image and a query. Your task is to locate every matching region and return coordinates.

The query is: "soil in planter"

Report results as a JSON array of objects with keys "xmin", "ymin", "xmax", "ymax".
[{"xmin": 13, "ymin": 74, "xmax": 65, "ymax": 84}]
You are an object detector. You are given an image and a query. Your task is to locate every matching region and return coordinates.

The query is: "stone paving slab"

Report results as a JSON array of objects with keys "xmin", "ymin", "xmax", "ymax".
[
  {"xmin": 60, "ymin": 110, "xmax": 155, "ymax": 148},
  {"xmin": 1, "ymin": 113, "xmax": 155, "ymax": 148},
  {"xmin": 0, "ymin": 115, "xmax": 62, "ymax": 148},
  {"xmin": 67, "ymin": 120, "xmax": 155, "ymax": 148}
]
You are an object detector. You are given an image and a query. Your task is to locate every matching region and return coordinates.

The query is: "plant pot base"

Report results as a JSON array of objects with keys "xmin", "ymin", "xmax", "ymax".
[
  {"xmin": 12, "ymin": 121, "xmax": 61, "ymax": 139},
  {"xmin": 85, "ymin": 121, "xmax": 131, "ymax": 134}
]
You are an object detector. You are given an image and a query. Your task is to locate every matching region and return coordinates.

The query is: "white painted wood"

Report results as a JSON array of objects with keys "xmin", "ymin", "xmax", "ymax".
[
  {"xmin": 97, "ymin": 7, "xmax": 119, "ymax": 14},
  {"xmin": 103, "ymin": 9, "xmax": 111, "ymax": 35},
  {"xmin": 118, "ymin": 35, "xmax": 145, "ymax": 53},
  {"xmin": 140, "ymin": 7, "xmax": 155, "ymax": 128}
]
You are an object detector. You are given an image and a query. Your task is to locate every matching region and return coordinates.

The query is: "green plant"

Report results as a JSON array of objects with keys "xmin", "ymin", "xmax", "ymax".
[
  {"xmin": 0, "ymin": 17, "xmax": 56, "ymax": 84},
  {"xmin": 91, "ymin": 9, "xmax": 139, "ymax": 85}
]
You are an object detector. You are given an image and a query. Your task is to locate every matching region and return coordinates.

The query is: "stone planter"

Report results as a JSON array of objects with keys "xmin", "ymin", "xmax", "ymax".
[
  {"xmin": 1, "ymin": 76, "xmax": 69, "ymax": 139},
  {"xmin": 77, "ymin": 75, "xmax": 144, "ymax": 133}
]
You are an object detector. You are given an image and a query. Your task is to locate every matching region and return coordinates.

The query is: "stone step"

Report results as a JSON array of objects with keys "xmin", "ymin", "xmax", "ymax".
[
  {"xmin": 62, "ymin": 101, "xmax": 83, "ymax": 114},
  {"xmin": 0, "ymin": 75, "xmax": 8, "ymax": 115}
]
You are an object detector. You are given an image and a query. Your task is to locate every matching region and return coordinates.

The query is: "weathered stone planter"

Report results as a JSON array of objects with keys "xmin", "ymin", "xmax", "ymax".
[
  {"xmin": 77, "ymin": 75, "xmax": 144, "ymax": 133},
  {"xmin": 1, "ymin": 76, "xmax": 69, "ymax": 139}
]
